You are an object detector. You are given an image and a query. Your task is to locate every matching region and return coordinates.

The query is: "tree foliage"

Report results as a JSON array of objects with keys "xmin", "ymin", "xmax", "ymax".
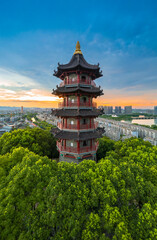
[
  {"xmin": 0, "ymin": 128, "xmax": 59, "ymax": 159},
  {"xmin": 34, "ymin": 120, "xmax": 54, "ymax": 130},
  {"xmin": 97, "ymin": 136, "xmax": 115, "ymax": 161},
  {"xmin": 0, "ymin": 138, "xmax": 157, "ymax": 239}
]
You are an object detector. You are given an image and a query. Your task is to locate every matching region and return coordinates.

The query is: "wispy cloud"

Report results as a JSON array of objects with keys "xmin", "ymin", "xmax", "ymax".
[
  {"xmin": 0, "ymin": 67, "xmax": 37, "ymax": 88},
  {"xmin": 0, "ymin": 67, "xmax": 59, "ymax": 103}
]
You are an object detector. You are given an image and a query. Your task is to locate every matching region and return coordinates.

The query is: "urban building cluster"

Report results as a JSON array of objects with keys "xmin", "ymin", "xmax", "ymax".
[
  {"xmin": 0, "ymin": 106, "xmax": 53, "ymax": 136},
  {"xmin": 98, "ymin": 118, "xmax": 157, "ymax": 146},
  {"xmin": 0, "ymin": 109, "xmax": 24, "ymax": 135},
  {"xmin": 98, "ymin": 106, "xmax": 157, "ymax": 115},
  {"xmin": 99, "ymin": 105, "xmax": 132, "ymax": 115}
]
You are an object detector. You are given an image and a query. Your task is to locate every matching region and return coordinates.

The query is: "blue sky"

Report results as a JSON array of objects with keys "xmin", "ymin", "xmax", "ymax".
[{"xmin": 0, "ymin": 0, "xmax": 157, "ymax": 107}]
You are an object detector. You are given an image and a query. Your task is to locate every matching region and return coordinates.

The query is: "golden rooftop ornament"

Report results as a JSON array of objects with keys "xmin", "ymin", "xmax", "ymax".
[{"xmin": 74, "ymin": 41, "xmax": 82, "ymax": 55}]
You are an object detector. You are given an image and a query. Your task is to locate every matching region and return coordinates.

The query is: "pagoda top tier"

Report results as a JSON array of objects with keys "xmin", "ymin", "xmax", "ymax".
[{"xmin": 54, "ymin": 41, "xmax": 103, "ymax": 79}]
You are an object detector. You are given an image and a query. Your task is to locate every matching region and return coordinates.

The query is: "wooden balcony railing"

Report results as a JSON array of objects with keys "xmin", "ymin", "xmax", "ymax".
[
  {"xmin": 58, "ymin": 101, "xmax": 97, "ymax": 108},
  {"xmin": 59, "ymin": 80, "xmax": 96, "ymax": 87},
  {"xmin": 57, "ymin": 141, "xmax": 99, "ymax": 153},
  {"xmin": 57, "ymin": 122, "xmax": 98, "ymax": 130}
]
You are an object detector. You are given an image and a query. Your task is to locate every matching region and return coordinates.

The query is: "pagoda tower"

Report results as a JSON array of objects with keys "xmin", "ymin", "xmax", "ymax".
[{"xmin": 51, "ymin": 41, "xmax": 104, "ymax": 163}]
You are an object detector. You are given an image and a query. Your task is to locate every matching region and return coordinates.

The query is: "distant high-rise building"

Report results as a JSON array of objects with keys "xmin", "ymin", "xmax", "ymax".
[
  {"xmin": 103, "ymin": 106, "xmax": 108, "ymax": 114},
  {"xmin": 21, "ymin": 106, "xmax": 23, "ymax": 114},
  {"xmin": 124, "ymin": 106, "xmax": 132, "ymax": 114},
  {"xmin": 115, "ymin": 106, "xmax": 121, "ymax": 114},
  {"xmin": 108, "ymin": 106, "xmax": 113, "ymax": 114},
  {"xmin": 154, "ymin": 106, "xmax": 157, "ymax": 115},
  {"xmin": 103, "ymin": 106, "xmax": 113, "ymax": 114}
]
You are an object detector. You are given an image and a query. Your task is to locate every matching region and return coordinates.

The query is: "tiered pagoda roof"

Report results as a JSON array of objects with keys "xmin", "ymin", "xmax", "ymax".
[
  {"xmin": 52, "ymin": 85, "xmax": 103, "ymax": 97},
  {"xmin": 54, "ymin": 42, "xmax": 103, "ymax": 79},
  {"xmin": 51, "ymin": 127, "xmax": 105, "ymax": 141}
]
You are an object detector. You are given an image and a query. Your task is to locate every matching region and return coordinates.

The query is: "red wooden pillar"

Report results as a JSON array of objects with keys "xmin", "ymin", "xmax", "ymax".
[
  {"xmin": 64, "ymin": 139, "xmax": 66, "ymax": 150},
  {"xmin": 77, "ymin": 141, "xmax": 80, "ymax": 154},
  {"xmin": 90, "ymin": 118, "xmax": 92, "ymax": 128},
  {"xmin": 77, "ymin": 118, "xmax": 80, "ymax": 130},
  {"xmin": 87, "ymin": 75, "xmax": 90, "ymax": 84},
  {"xmin": 88, "ymin": 96, "xmax": 91, "ymax": 106},
  {"xmin": 67, "ymin": 75, "xmax": 69, "ymax": 84},
  {"xmin": 77, "ymin": 96, "xmax": 80, "ymax": 107},
  {"xmin": 90, "ymin": 139, "xmax": 92, "ymax": 150},
  {"xmin": 67, "ymin": 96, "xmax": 68, "ymax": 106},
  {"xmin": 65, "ymin": 118, "xmax": 67, "ymax": 128}
]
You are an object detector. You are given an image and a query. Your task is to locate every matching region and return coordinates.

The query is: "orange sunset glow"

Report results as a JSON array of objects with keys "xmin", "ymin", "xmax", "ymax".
[{"xmin": 0, "ymin": 88, "xmax": 156, "ymax": 108}]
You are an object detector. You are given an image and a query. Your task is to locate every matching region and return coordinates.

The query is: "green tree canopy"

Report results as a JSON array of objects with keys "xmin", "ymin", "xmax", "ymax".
[
  {"xmin": 97, "ymin": 136, "xmax": 115, "ymax": 161},
  {"xmin": 0, "ymin": 148, "xmax": 58, "ymax": 240},
  {"xmin": 0, "ymin": 128, "xmax": 58, "ymax": 159},
  {"xmin": 0, "ymin": 138, "xmax": 157, "ymax": 239}
]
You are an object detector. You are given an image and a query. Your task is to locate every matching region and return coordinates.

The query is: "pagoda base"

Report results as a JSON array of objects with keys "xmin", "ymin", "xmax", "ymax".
[{"xmin": 59, "ymin": 152, "xmax": 97, "ymax": 164}]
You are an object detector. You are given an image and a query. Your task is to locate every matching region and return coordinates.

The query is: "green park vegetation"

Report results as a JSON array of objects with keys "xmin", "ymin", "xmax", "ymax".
[
  {"xmin": 23, "ymin": 112, "xmax": 54, "ymax": 130},
  {"xmin": 133, "ymin": 124, "xmax": 157, "ymax": 131},
  {"xmin": 34, "ymin": 119, "xmax": 54, "ymax": 130},
  {"xmin": 23, "ymin": 112, "xmax": 38, "ymax": 121},
  {"xmin": 150, "ymin": 124, "xmax": 157, "ymax": 130},
  {"xmin": 0, "ymin": 129, "xmax": 157, "ymax": 239}
]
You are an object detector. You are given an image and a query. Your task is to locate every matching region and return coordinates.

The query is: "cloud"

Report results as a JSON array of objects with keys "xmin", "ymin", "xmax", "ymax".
[
  {"xmin": 0, "ymin": 26, "xmax": 157, "ymax": 107},
  {"xmin": 0, "ymin": 67, "xmax": 37, "ymax": 88},
  {"xmin": 0, "ymin": 85, "xmax": 59, "ymax": 102},
  {"xmin": 18, "ymin": 89, "xmax": 59, "ymax": 101},
  {"xmin": 0, "ymin": 67, "xmax": 59, "ymax": 102}
]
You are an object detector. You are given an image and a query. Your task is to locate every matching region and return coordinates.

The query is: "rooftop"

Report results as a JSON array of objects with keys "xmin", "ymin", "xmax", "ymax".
[
  {"xmin": 51, "ymin": 127, "xmax": 105, "ymax": 140},
  {"xmin": 54, "ymin": 41, "xmax": 103, "ymax": 79},
  {"xmin": 52, "ymin": 85, "xmax": 103, "ymax": 97}
]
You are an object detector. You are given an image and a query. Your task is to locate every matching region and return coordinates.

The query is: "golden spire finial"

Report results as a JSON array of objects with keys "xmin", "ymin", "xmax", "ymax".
[{"xmin": 74, "ymin": 41, "xmax": 82, "ymax": 55}]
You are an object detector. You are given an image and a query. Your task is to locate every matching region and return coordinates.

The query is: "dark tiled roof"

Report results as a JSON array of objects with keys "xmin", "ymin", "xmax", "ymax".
[
  {"xmin": 53, "ymin": 53, "xmax": 103, "ymax": 78},
  {"xmin": 52, "ymin": 85, "xmax": 103, "ymax": 96},
  {"xmin": 51, "ymin": 108, "xmax": 103, "ymax": 117},
  {"xmin": 51, "ymin": 127, "xmax": 105, "ymax": 140}
]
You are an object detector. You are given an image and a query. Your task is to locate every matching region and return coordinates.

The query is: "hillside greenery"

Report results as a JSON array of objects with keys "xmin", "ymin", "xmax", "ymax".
[{"xmin": 0, "ymin": 130, "xmax": 157, "ymax": 239}]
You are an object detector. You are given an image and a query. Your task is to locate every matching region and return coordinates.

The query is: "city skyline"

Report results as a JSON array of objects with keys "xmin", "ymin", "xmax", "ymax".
[{"xmin": 0, "ymin": 0, "xmax": 157, "ymax": 108}]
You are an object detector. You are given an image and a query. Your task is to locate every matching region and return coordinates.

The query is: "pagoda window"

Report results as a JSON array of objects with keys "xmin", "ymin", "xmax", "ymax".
[
  {"xmin": 71, "ymin": 98, "xmax": 75, "ymax": 103},
  {"xmin": 69, "ymin": 74, "xmax": 77, "ymax": 83},
  {"xmin": 83, "ymin": 97, "xmax": 87, "ymax": 103},
  {"xmin": 83, "ymin": 118, "xmax": 86, "ymax": 125},
  {"xmin": 81, "ymin": 75, "xmax": 86, "ymax": 82},
  {"xmin": 70, "ymin": 142, "xmax": 74, "ymax": 147},
  {"xmin": 71, "ymin": 120, "xmax": 74, "ymax": 125},
  {"xmin": 83, "ymin": 140, "xmax": 87, "ymax": 147}
]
